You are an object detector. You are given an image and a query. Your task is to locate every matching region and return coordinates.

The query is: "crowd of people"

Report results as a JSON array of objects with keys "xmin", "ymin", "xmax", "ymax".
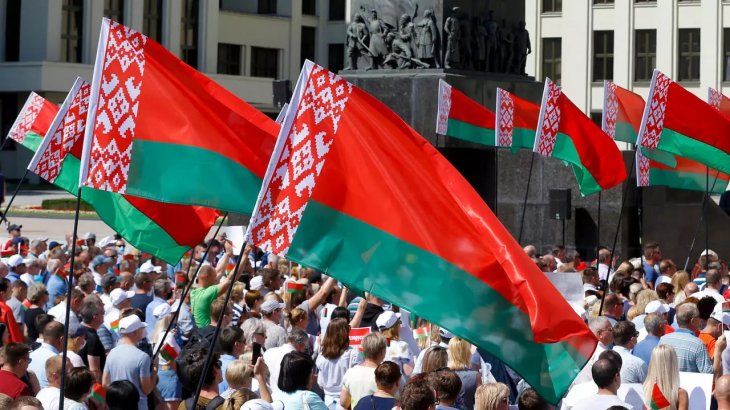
[{"xmin": 0, "ymin": 221, "xmax": 728, "ymax": 410}]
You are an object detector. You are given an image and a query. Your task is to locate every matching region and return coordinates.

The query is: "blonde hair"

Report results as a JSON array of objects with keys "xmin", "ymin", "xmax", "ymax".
[
  {"xmin": 225, "ymin": 360, "xmax": 253, "ymax": 390},
  {"xmin": 416, "ymin": 322, "xmax": 442, "ymax": 350},
  {"xmin": 288, "ymin": 307, "xmax": 307, "ymax": 330},
  {"xmin": 628, "ymin": 290, "xmax": 658, "ymax": 320},
  {"xmin": 231, "ymin": 282, "xmax": 245, "ymax": 304},
  {"xmin": 447, "ymin": 337, "xmax": 472, "ymax": 370},
  {"xmin": 475, "ymin": 382, "xmax": 510, "ymax": 410},
  {"xmin": 671, "ymin": 270, "xmax": 690, "ymax": 296},
  {"xmin": 381, "ymin": 320, "xmax": 401, "ymax": 341},
  {"xmin": 643, "ymin": 345, "xmax": 680, "ymax": 410}
]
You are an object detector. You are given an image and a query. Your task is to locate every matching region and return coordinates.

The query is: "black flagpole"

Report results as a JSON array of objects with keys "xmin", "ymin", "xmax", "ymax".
[
  {"xmin": 151, "ymin": 212, "xmax": 229, "ymax": 362},
  {"xmin": 683, "ymin": 172, "xmax": 720, "ymax": 271},
  {"xmin": 704, "ymin": 167, "xmax": 710, "ymax": 270},
  {"xmin": 596, "ymin": 191, "xmax": 602, "ymax": 261},
  {"xmin": 494, "ymin": 148, "xmax": 499, "ymax": 217},
  {"xmin": 191, "ymin": 241, "xmax": 247, "ymax": 408},
  {"xmin": 58, "ymin": 187, "xmax": 83, "ymax": 410},
  {"xmin": 517, "ymin": 153, "xmax": 536, "ymax": 244},
  {"xmin": 0, "ymin": 168, "xmax": 31, "ymax": 225}
]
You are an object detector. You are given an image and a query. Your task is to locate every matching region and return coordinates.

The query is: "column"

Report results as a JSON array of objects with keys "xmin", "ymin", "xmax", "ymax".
[{"xmin": 200, "ymin": 0, "xmax": 219, "ymax": 74}]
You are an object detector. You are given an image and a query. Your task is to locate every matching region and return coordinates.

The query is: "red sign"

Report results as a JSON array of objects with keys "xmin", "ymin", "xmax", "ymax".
[{"xmin": 349, "ymin": 327, "xmax": 371, "ymax": 350}]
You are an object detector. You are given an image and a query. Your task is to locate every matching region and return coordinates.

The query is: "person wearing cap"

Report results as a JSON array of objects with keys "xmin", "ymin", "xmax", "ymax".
[
  {"xmin": 99, "ymin": 273, "xmax": 118, "ymax": 314},
  {"xmin": 261, "ymin": 299, "xmax": 287, "ymax": 350},
  {"xmin": 611, "ymin": 321, "xmax": 647, "ymax": 383},
  {"xmin": 103, "ymin": 314, "xmax": 156, "ymax": 410},
  {"xmin": 654, "ymin": 259, "xmax": 677, "ymax": 289},
  {"xmin": 700, "ymin": 306, "xmax": 729, "ymax": 358},
  {"xmin": 78, "ymin": 300, "xmax": 106, "ymax": 382},
  {"xmin": 376, "ymin": 311, "xmax": 414, "ymax": 378},
  {"xmin": 41, "ymin": 241, "xmax": 62, "ymax": 263},
  {"xmin": 190, "ymin": 264, "xmax": 237, "ymax": 328},
  {"xmin": 83, "ymin": 232, "xmax": 97, "ymax": 248},
  {"xmin": 103, "ymin": 287, "xmax": 135, "ymax": 341},
  {"xmin": 2, "ymin": 224, "xmax": 22, "ymax": 253},
  {"xmin": 91, "ymin": 255, "xmax": 114, "ymax": 290},
  {"xmin": 5, "ymin": 254, "xmax": 26, "ymax": 284}
]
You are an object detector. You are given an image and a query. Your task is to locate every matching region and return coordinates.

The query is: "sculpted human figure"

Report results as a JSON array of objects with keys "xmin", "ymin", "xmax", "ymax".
[
  {"xmin": 415, "ymin": 8, "xmax": 440, "ymax": 67},
  {"xmin": 444, "ymin": 7, "xmax": 462, "ymax": 69},
  {"xmin": 513, "ymin": 20, "xmax": 532, "ymax": 75},
  {"xmin": 365, "ymin": 9, "xmax": 389, "ymax": 70},
  {"xmin": 345, "ymin": 13, "xmax": 368, "ymax": 70}
]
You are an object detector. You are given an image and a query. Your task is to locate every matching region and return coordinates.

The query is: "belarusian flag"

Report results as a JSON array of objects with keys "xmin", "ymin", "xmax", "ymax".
[
  {"xmin": 650, "ymin": 383, "xmax": 671, "ymax": 410},
  {"xmin": 495, "ymin": 88, "xmax": 541, "ymax": 153},
  {"xmin": 79, "ymin": 19, "xmax": 278, "ymax": 214},
  {"xmin": 90, "ymin": 383, "xmax": 106, "ymax": 403},
  {"xmin": 413, "ymin": 326, "xmax": 430, "ymax": 340},
  {"xmin": 248, "ymin": 62, "xmax": 597, "ymax": 403},
  {"xmin": 534, "ymin": 78, "xmax": 627, "ymax": 196},
  {"xmin": 286, "ymin": 282, "xmax": 305, "ymax": 294},
  {"xmin": 27, "ymin": 78, "xmax": 219, "ymax": 264},
  {"xmin": 159, "ymin": 335, "xmax": 180, "ymax": 362},
  {"xmin": 709, "ymin": 88, "xmax": 730, "ymax": 120},
  {"xmin": 6, "ymin": 93, "xmax": 58, "ymax": 151},
  {"xmin": 436, "ymin": 79, "xmax": 496, "ymax": 146},
  {"xmin": 637, "ymin": 70, "xmax": 730, "ymax": 174},
  {"xmin": 21, "ymin": 300, "xmax": 31, "ymax": 310},
  {"xmin": 602, "ymin": 81, "xmax": 645, "ymax": 144}
]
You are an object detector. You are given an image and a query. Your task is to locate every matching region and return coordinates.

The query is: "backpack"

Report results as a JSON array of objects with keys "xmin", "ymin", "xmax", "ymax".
[{"xmin": 183, "ymin": 395, "xmax": 224, "ymax": 410}]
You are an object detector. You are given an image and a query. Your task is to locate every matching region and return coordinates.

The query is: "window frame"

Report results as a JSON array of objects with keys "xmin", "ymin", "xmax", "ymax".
[
  {"xmin": 542, "ymin": 0, "xmax": 562, "ymax": 13},
  {"xmin": 61, "ymin": 0, "xmax": 84, "ymax": 63},
  {"xmin": 217, "ymin": 43, "xmax": 242, "ymax": 76},
  {"xmin": 250, "ymin": 47, "xmax": 279, "ymax": 78},
  {"xmin": 634, "ymin": 29, "xmax": 656, "ymax": 83},
  {"xmin": 677, "ymin": 28, "xmax": 701, "ymax": 82},
  {"xmin": 143, "ymin": 0, "xmax": 163, "ymax": 42},
  {"xmin": 542, "ymin": 38, "xmax": 562, "ymax": 84},
  {"xmin": 180, "ymin": 0, "xmax": 199, "ymax": 68},
  {"xmin": 104, "ymin": 0, "xmax": 125, "ymax": 24},
  {"xmin": 592, "ymin": 31, "xmax": 614, "ymax": 82}
]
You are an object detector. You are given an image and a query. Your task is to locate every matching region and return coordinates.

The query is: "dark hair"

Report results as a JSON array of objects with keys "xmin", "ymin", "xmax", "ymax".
[
  {"xmin": 400, "ymin": 375, "xmax": 436, "ymax": 410},
  {"xmin": 43, "ymin": 320, "xmax": 65, "ymax": 340},
  {"xmin": 262, "ymin": 268, "xmax": 281, "ymax": 287},
  {"xmin": 278, "ymin": 351, "xmax": 315, "ymax": 392},
  {"xmin": 9, "ymin": 396, "xmax": 43, "ymax": 410},
  {"xmin": 592, "ymin": 358, "xmax": 619, "ymax": 389},
  {"xmin": 3, "ymin": 343, "xmax": 30, "ymax": 366},
  {"xmin": 517, "ymin": 388, "xmax": 549, "ymax": 410},
  {"xmin": 612, "ymin": 321, "xmax": 637, "ymax": 346},
  {"xmin": 134, "ymin": 272, "xmax": 150, "ymax": 288},
  {"xmin": 375, "ymin": 361, "xmax": 402, "ymax": 389},
  {"xmin": 0, "ymin": 278, "xmax": 9, "ymax": 293},
  {"xmin": 107, "ymin": 380, "xmax": 140, "ymax": 410},
  {"xmin": 598, "ymin": 349, "xmax": 622, "ymax": 371},
  {"xmin": 178, "ymin": 347, "xmax": 220, "ymax": 389},
  {"xmin": 603, "ymin": 294, "xmax": 621, "ymax": 310},
  {"xmin": 219, "ymin": 326, "xmax": 244, "ymax": 355},
  {"xmin": 35, "ymin": 313, "xmax": 56, "ymax": 336},
  {"xmin": 644, "ymin": 242, "xmax": 660, "ymax": 258},
  {"xmin": 427, "ymin": 369, "xmax": 461, "ymax": 402},
  {"xmin": 80, "ymin": 301, "xmax": 102, "ymax": 324},
  {"xmin": 331, "ymin": 306, "xmax": 350, "ymax": 321},
  {"xmin": 65, "ymin": 367, "xmax": 94, "ymax": 401},
  {"xmin": 655, "ymin": 282, "xmax": 674, "ymax": 300},
  {"xmin": 697, "ymin": 296, "xmax": 718, "ymax": 321}
]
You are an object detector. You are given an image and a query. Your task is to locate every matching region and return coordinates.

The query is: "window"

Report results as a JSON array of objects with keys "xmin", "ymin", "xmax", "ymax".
[
  {"xmin": 251, "ymin": 47, "xmax": 278, "ymax": 78},
  {"xmin": 143, "ymin": 0, "xmax": 163, "ymax": 42},
  {"xmin": 329, "ymin": 0, "xmax": 345, "ymax": 20},
  {"xmin": 724, "ymin": 29, "xmax": 730, "ymax": 82},
  {"xmin": 180, "ymin": 0, "xmax": 199, "ymax": 68},
  {"xmin": 258, "ymin": 0, "xmax": 276, "ymax": 14},
  {"xmin": 302, "ymin": 0, "xmax": 316, "ymax": 15},
  {"xmin": 301, "ymin": 26, "xmax": 316, "ymax": 68},
  {"xmin": 4, "ymin": 0, "xmax": 20, "ymax": 61},
  {"xmin": 677, "ymin": 28, "xmax": 700, "ymax": 82},
  {"xmin": 61, "ymin": 0, "xmax": 84, "ymax": 63},
  {"xmin": 593, "ymin": 0, "xmax": 614, "ymax": 4},
  {"xmin": 590, "ymin": 112, "xmax": 603, "ymax": 127},
  {"xmin": 542, "ymin": 38, "xmax": 561, "ymax": 84},
  {"xmin": 543, "ymin": 0, "xmax": 562, "ymax": 13},
  {"xmin": 217, "ymin": 44, "xmax": 242, "ymax": 75},
  {"xmin": 104, "ymin": 0, "xmax": 124, "ymax": 24},
  {"xmin": 634, "ymin": 0, "xmax": 656, "ymax": 3},
  {"xmin": 328, "ymin": 44, "xmax": 344, "ymax": 73},
  {"xmin": 593, "ymin": 31, "xmax": 613, "ymax": 81},
  {"xmin": 634, "ymin": 30, "xmax": 656, "ymax": 82},
  {"xmin": 1, "ymin": 94, "xmax": 19, "ymax": 151}
]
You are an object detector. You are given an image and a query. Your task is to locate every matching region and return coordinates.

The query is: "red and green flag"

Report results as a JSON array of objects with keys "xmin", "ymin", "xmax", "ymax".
[
  {"xmin": 286, "ymin": 281, "xmax": 305, "ymax": 294},
  {"xmin": 534, "ymin": 78, "xmax": 627, "ymax": 196},
  {"xmin": 21, "ymin": 299, "xmax": 31, "ymax": 311},
  {"xmin": 159, "ymin": 335, "xmax": 181, "ymax": 362},
  {"xmin": 709, "ymin": 87, "xmax": 730, "ymax": 120},
  {"xmin": 248, "ymin": 62, "xmax": 597, "ymax": 403},
  {"xmin": 90, "ymin": 383, "xmax": 106, "ymax": 404},
  {"xmin": 79, "ymin": 19, "xmax": 278, "ymax": 214},
  {"xmin": 436, "ymin": 79, "xmax": 497, "ymax": 146},
  {"xmin": 637, "ymin": 70, "xmax": 730, "ymax": 174},
  {"xmin": 5, "ymin": 93, "xmax": 58, "ymax": 151},
  {"xmin": 27, "ymin": 78, "xmax": 221, "ymax": 263},
  {"xmin": 637, "ymin": 148, "xmax": 729, "ymax": 193},
  {"xmin": 109, "ymin": 318, "xmax": 120, "ymax": 332},
  {"xmin": 650, "ymin": 383, "xmax": 671, "ymax": 410},
  {"xmin": 413, "ymin": 326, "xmax": 430, "ymax": 340},
  {"xmin": 495, "ymin": 88, "xmax": 541, "ymax": 153},
  {"xmin": 602, "ymin": 81, "xmax": 645, "ymax": 144}
]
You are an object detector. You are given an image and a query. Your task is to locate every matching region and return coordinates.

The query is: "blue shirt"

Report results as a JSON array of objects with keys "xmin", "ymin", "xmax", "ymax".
[
  {"xmin": 643, "ymin": 261, "xmax": 658, "ymax": 287},
  {"xmin": 218, "ymin": 353, "xmax": 237, "ymax": 393},
  {"xmin": 29, "ymin": 343, "xmax": 59, "ymax": 388},
  {"xmin": 660, "ymin": 328, "xmax": 713, "ymax": 373},
  {"xmin": 145, "ymin": 296, "xmax": 167, "ymax": 331},
  {"xmin": 46, "ymin": 274, "xmax": 67, "ymax": 311},
  {"xmin": 633, "ymin": 335, "xmax": 660, "ymax": 365},
  {"xmin": 5, "ymin": 271, "xmax": 19, "ymax": 283}
]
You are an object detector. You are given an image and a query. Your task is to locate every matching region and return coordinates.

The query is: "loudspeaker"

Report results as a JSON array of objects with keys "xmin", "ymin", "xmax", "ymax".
[
  {"xmin": 273, "ymin": 80, "xmax": 291, "ymax": 109},
  {"xmin": 549, "ymin": 189, "xmax": 572, "ymax": 220}
]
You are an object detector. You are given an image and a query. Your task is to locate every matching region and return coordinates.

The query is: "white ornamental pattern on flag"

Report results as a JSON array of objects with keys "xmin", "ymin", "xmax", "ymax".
[
  {"xmin": 535, "ymin": 79, "xmax": 561, "ymax": 157},
  {"xmin": 496, "ymin": 88, "xmax": 514, "ymax": 148},
  {"xmin": 602, "ymin": 81, "xmax": 618, "ymax": 139},
  {"xmin": 638, "ymin": 70, "xmax": 671, "ymax": 150},
  {"xmin": 708, "ymin": 88, "xmax": 722, "ymax": 110},
  {"xmin": 85, "ymin": 19, "xmax": 147, "ymax": 194},
  {"xmin": 7, "ymin": 93, "xmax": 46, "ymax": 143},
  {"xmin": 435, "ymin": 80, "xmax": 452, "ymax": 135},
  {"xmin": 34, "ymin": 81, "xmax": 91, "ymax": 183},
  {"xmin": 249, "ymin": 63, "xmax": 352, "ymax": 256}
]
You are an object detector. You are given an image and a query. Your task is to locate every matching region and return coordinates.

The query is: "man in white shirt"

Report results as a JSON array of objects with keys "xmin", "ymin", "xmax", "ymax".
[
  {"xmin": 47, "ymin": 287, "xmax": 84, "ymax": 336},
  {"xmin": 35, "ymin": 355, "xmax": 72, "ymax": 410},
  {"xmin": 28, "ymin": 320, "xmax": 64, "ymax": 388},
  {"xmin": 611, "ymin": 321, "xmax": 647, "ymax": 384},
  {"xmin": 573, "ymin": 358, "xmax": 633, "ymax": 410},
  {"xmin": 692, "ymin": 269, "xmax": 725, "ymax": 304},
  {"xmin": 263, "ymin": 328, "xmax": 309, "ymax": 397},
  {"xmin": 90, "ymin": 255, "xmax": 114, "ymax": 290}
]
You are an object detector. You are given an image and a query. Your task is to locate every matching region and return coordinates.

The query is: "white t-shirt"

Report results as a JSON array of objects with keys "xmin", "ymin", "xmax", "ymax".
[
  {"xmin": 342, "ymin": 365, "xmax": 377, "ymax": 409},
  {"xmin": 570, "ymin": 393, "xmax": 633, "ymax": 410},
  {"xmin": 315, "ymin": 347, "xmax": 362, "ymax": 405},
  {"xmin": 48, "ymin": 302, "xmax": 80, "ymax": 334},
  {"xmin": 37, "ymin": 386, "xmax": 87, "ymax": 410}
]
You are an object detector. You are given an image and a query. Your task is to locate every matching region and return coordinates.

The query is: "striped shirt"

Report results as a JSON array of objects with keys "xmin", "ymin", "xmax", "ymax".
[{"xmin": 659, "ymin": 328, "xmax": 713, "ymax": 373}]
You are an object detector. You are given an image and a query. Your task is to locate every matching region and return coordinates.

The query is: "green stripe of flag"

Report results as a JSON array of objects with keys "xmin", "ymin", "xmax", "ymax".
[
  {"xmin": 20, "ymin": 133, "xmax": 44, "ymax": 152},
  {"xmin": 445, "ymin": 118, "xmax": 496, "ymax": 146},
  {"xmin": 657, "ymin": 128, "xmax": 730, "ymax": 174},
  {"xmin": 650, "ymin": 169, "xmax": 729, "ymax": 194},
  {"xmin": 550, "ymin": 133, "xmax": 603, "ymax": 196}
]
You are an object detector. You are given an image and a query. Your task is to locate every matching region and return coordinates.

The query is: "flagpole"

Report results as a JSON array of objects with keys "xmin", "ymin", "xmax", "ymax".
[
  {"xmin": 596, "ymin": 191, "xmax": 602, "ymax": 261},
  {"xmin": 0, "ymin": 168, "xmax": 30, "ymax": 225},
  {"xmin": 191, "ymin": 241, "xmax": 247, "ymax": 408},
  {"xmin": 151, "ymin": 212, "xmax": 229, "ymax": 362},
  {"xmin": 494, "ymin": 148, "xmax": 499, "ymax": 217},
  {"xmin": 58, "ymin": 187, "xmax": 83, "ymax": 410},
  {"xmin": 704, "ymin": 166, "xmax": 709, "ymax": 271},
  {"xmin": 683, "ymin": 173, "xmax": 720, "ymax": 271},
  {"xmin": 517, "ymin": 153, "xmax": 535, "ymax": 244}
]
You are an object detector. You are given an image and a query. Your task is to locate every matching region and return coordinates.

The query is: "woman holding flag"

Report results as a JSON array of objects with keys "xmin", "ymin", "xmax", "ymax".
[{"xmin": 643, "ymin": 345, "xmax": 688, "ymax": 410}]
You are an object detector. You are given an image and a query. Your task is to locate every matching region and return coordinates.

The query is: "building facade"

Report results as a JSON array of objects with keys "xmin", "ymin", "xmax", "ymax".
[
  {"xmin": 525, "ymin": 0, "xmax": 730, "ymax": 125},
  {"xmin": 0, "ymin": 0, "xmax": 347, "ymax": 180}
]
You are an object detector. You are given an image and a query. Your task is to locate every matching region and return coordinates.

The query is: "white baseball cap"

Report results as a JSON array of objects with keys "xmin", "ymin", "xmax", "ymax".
[
  {"xmin": 645, "ymin": 300, "xmax": 669, "ymax": 315},
  {"xmin": 250, "ymin": 275, "xmax": 264, "ymax": 291},
  {"xmin": 110, "ymin": 288, "xmax": 135, "ymax": 307},
  {"xmin": 376, "ymin": 311, "xmax": 401, "ymax": 330},
  {"xmin": 119, "ymin": 315, "xmax": 147, "ymax": 335},
  {"xmin": 140, "ymin": 260, "xmax": 162, "ymax": 274},
  {"xmin": 260, "ymin": 300, "xmax": 285, "ymax": 314},
  {"xmin": 153, "ymin": 303, "xmax": 172, "ymax": 319},
  {"xmin": 6, "ymin": 254, "xmax": 25, "ymax": 268}
]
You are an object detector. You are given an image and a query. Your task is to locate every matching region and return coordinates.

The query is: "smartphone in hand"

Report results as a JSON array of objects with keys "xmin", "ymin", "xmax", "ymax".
[{"xmin": 252, "ymin": 342, "xmax": 262, "ymax": 364}]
